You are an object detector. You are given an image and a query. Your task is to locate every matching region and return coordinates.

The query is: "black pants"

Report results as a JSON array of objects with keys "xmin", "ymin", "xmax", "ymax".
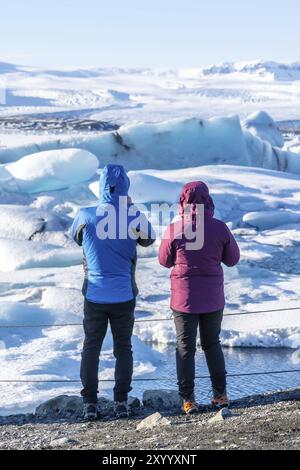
[
  {"xmin": 80, "ymin": 298, "xmax": 135, "ymax": 404},
  {"xmin": 173, "ymin": 309, "xmax": 226, "ymax": 400}
]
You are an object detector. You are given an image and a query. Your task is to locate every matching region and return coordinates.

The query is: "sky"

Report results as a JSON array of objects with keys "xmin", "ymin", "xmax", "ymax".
[{"xmin": 0, "ymin": 0, "xmax": 299, "ymax": 68}]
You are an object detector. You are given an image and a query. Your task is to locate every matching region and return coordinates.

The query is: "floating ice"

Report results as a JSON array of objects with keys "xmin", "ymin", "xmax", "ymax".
[
  {"xmin": 90, "ymin": 171, "xmax": 181, "ymax": 203},
  {"xmin": 5, "ymin": 148, "xmax": 98, "ymax": 193},
  {"xmin": 0, "ymin": 204, "xmax": 70, "ymax": 240},
  {"xmin": 0, "ymin": 301, "xmax": 55, "ymax": 330},
  {"xmin": 243, "ymin": 210, "xmax": 300, "ymax": 230},
  {"xmin": 134, "ymin": 308, "xmax": 300, "ymax": 349},
  {"xmin": 128, "ymin": 172, "xmax": 181, "ymax": 203},
  {"xmin": 1, "ymin": 114, "xmax": 299, "ymax": 175},
  {"xmin": 1, "ymin": 124, "xmax": 300, "ymax": 415},
  {"xmin": 243, "ymin": 111, "xmax": 284, "ymax": 148},
  {"xmin": 0, "ymin": 238, "xmax": 82, "ymax": 271},
  {"xmin": 41, "ymin": 286, "xmax": 84, "ymax": 319},
  {"xmin": 0, "ymin": 205, "xmax": 45, "ymax": 240}
]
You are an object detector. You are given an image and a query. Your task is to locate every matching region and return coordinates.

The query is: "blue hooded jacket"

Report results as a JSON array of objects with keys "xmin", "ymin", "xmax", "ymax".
[{"xmin": 71, "ymin": 164, "xmax": 155, "ymax": 304}]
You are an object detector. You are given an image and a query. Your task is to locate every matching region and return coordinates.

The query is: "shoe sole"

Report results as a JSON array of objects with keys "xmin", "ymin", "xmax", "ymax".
[
  {"xmin": 183, "ymin": 407, "xmax": 199, "ymax": 415},
  {"xmin": 211, "ymin": 403, "xmax": 229, "ymax": 410}
]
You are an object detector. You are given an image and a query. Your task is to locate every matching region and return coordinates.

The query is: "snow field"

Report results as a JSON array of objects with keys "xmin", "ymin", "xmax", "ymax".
[{"xmin": 0, "ymin": 104, "xmax": 300, "ymax": 412}]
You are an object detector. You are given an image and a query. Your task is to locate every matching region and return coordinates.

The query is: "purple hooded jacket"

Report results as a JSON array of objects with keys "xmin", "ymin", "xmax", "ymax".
[{"xmin": 158, "ymin": 181, "xmax": 240, "ymax": 314}]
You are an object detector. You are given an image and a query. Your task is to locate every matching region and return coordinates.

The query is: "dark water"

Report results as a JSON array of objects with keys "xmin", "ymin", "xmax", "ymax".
[{"xmin": 130, "ymin": 346, "xmax": 300, "ymax": 403}]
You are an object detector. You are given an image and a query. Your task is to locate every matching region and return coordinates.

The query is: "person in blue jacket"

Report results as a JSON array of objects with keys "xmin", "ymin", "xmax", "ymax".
[{"xmin": 71, "ymin": 164, "xmax": 155, "ymax": 420}]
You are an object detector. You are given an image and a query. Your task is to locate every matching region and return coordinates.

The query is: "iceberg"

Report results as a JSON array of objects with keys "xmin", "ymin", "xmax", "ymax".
[
  {"xmin": 0, "ymin": 204, "xmax": 69, "ymax": 240},
  {"xmin": 0, "ymin": 238, "xmax": 82, "ymax": 271},
  {"xmin": 0, "ymin": 205, "xmax": 45, "ymax": 240},
  {"xmin": 1, "ymin": 114, "xmax": 299, "ymax": 176},
  {"xmin": 90, "ymin": 171, "xmax": 182, "ymax": 203},
  {"xmin": 1, "ymin": 162, "xmax": 300, "ymax": 415},
  {"xmin": 243, "ymin": 111, "xmax": 284, "ymax": 148},
  {"xmin": 4, "ymin": 148, "xmax": 98, "ymax": 193},
  {"xmin": 243, "ymin": 210, "xmax": 300, "ymax": 230}
]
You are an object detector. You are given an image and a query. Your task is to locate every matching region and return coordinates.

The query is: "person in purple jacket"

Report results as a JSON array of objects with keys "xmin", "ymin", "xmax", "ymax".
[{"xmin": 159, "ymin": 181, "xmax": 240, "ymax": 415}]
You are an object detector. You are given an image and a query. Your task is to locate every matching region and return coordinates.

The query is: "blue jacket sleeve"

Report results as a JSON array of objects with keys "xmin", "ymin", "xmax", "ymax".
[{"xmin": 70, "ymin": 209, "xmax": 87, "ymax": 246}]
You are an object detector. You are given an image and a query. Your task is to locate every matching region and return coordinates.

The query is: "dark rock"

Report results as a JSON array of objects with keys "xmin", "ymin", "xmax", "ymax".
[
  {"xmin": 35, "ymin": 395, "xmax": 82, "ymax": 418},
  {"xmin": 143, "ymin": 389, "xmax": 182, "ymax": 411}
]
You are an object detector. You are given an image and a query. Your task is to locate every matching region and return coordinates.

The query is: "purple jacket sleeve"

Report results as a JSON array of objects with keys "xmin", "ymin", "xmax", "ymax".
[
  {"xmin": 158, "ymin": 226, "xmax": 175, "ymax": 268},
  {"xmin": 222, "ymin": 225, "xmax": 240, "ymax": 267}
]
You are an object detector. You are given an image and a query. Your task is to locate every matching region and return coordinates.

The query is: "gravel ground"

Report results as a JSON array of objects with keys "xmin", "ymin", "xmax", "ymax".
[{"xmin": 0, "ymin": 389, "xmax": 299, "ymax": 450}]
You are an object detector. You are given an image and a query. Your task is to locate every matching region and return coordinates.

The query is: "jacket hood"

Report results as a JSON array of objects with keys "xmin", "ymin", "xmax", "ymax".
[
  {"xmin": 99, "ymin": 164, "xmax": 130, "ymax": 204},
  {"xmin": 179, "ymin": 181, "xmax": 214, "ymax": 218}
]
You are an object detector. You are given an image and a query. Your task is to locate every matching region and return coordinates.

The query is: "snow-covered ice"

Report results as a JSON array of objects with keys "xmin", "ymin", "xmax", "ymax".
[
  {"xmin": 1, "ymin": 114, "xmax": 299, "ymax": 177},
  {"xmin": 1, "ymin": 60, "xmax": 300, "ymax": 123},
  {"xmin": 243, "ymin": 210, "xmax": 300, "ymax": 230},
  {"xmin": 243, "ymin": 111, "xmax": 284, "ymax": 148},
  {"xmin": 4, "ymin": 148, "xmax": 99, "ymax": 193},
  {"xmin": 90, "ymin": 171, "xmax": 182, "ymax": 204},
  {"xmin": 0, "ymin": 203, "xmax": 71, "ymax": 240},
  {"xmin": 0, "ymin": 205, "xmax": 46, "ymax": 240},
  {"xmin": 0, "ymin": 238, "xmax": 82, "ymax": 271},
  {"xmin": 1, "ymin": 156, "xmax": 300, "ymax": 413},
  {"xmin": 0, "ymin": 60, "xmax": 300, "ymax": 413}
]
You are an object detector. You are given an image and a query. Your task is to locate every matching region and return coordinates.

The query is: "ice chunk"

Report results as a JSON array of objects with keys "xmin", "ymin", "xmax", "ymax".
[
  {"xmin": 0, "ymin": 204, "xmax": 69, "ymax": 240},
  {"xmin": 112, "ymin": 115, "xmax": 249, "ymax": 169},
  {"xmin": 0, "ymin": 165, "xmax": 13, "ymax": 182},
  {"xmin": 0, "ymin": 116, "xmax": 250, "ymax": 170},
  {"xmin": 0, "ymin": 238, "xmax": 82, "ymax": 271},
  {"xmin": 0, "ymin": 205, "xmax": 45, "ymax": 240},
  {"xmin": 89, "ymin": 171, "xmax": 181, "ymax": 203},
  {"xmin": 41, "ymin": 286, "xmax": 83, "ymax": 317},
  {"xmin": 243, "ymin": 129, "xmax": 299, "ymax": 173},
  {"xmin": 135, "ymin": 303, "xmax": 300, "ymax": 349},
  {"xmin": 5, "ymin": 148, "xmax": 98, "ymax": 193},
  {"xmin": 128, "ymin": 172, "xmax": 181, "ymax": 203},
  {"xmin": 243, "ymin": 111, "xmax": 284, "ymax": 148},
  {"xmin": 243, "ymin": 210, "xmax": 300, "ymax": 230},
  {"xmin": 1, "ymin": 114, "xmax": 298, "ymax": 176},
  {"xmin": 221, "ymin": 328, "xmax": 300, "ymax": 349},
  {"xmin": 288, "ymin": 144, "xmax": 300, "ymax": 155},
  {"xmin": 0, "ymin": 301, "xmax": 55, "ymax": 328}
]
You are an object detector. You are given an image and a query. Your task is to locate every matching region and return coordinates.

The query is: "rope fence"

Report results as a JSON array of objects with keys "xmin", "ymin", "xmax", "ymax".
[
  {"xmin": 0, "ymin": 304, "xmax": 299, "ymax": 389},
  {"xmin": 0, "ymin": 369, "xmax": 299, "ymax": 384},
  {"xmin": 0, "ymin": 304, "xmax": 300, "ymax": 329}
]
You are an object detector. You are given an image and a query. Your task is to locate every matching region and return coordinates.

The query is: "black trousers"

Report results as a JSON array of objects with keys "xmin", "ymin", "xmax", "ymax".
[
  {"xmin": 80, "ymin": 298, "xmax": 135, "ymax": 404},
  {"xmin": 173, "ymin": 309, "xmax": 226, "ymax": 400}
]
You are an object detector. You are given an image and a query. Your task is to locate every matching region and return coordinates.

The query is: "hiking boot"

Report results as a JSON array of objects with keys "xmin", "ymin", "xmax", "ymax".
[
  {"xmin": 83, "ymin": 403, "xmax": 98, "ymax": 421},
  {"xmin": 182, "ymin": 398, "xmax": 199, "ymax": 415},
  {"xmin": 114, "ymin": 401, "xmax": 129, "ymax": 419},
  {"xmin": 211, "ymin": 393, "xmax": 229, "ymax": 409}
]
